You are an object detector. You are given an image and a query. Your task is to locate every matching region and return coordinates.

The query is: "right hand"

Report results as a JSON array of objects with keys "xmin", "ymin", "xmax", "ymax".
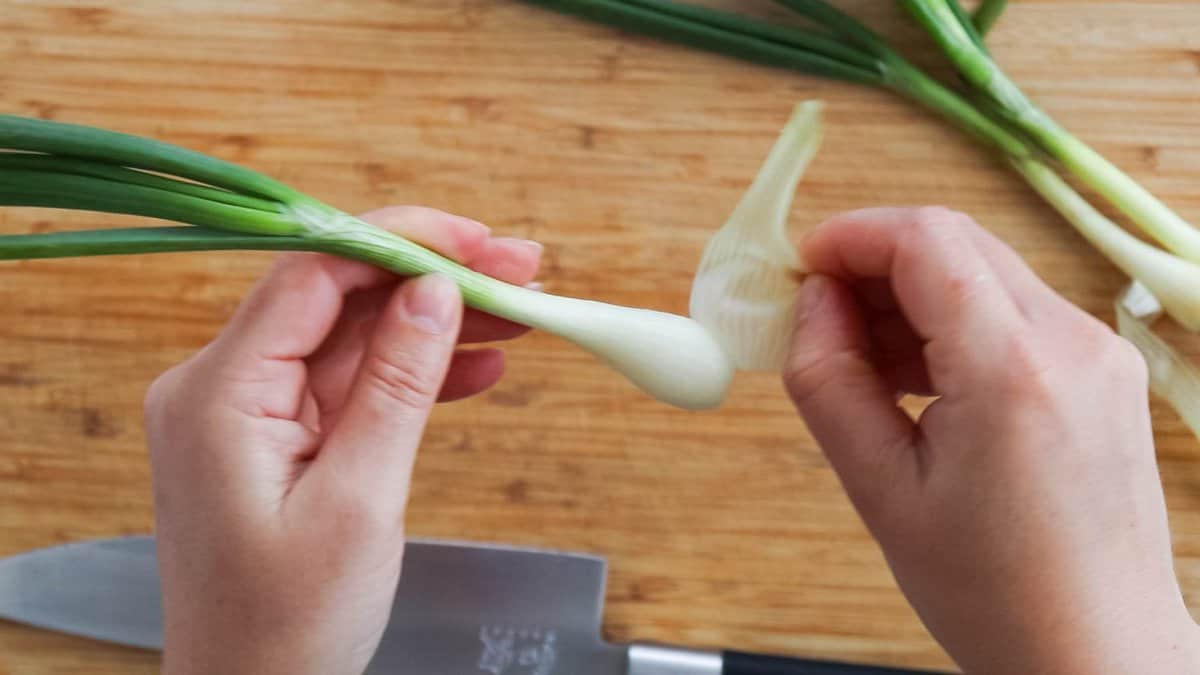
[{"xmin": 783, "ymin": 207, "xmax": 1200, "ymax": 674}]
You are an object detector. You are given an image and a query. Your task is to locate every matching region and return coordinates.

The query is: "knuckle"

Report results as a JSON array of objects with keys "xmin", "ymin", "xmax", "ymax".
[
  {"xmin": 910, "ymin": 206, "xmax": 970, "ymax": 237},
  {"xmin": 1062, "ymin": 314, "xmax": 1147, "ymax": 386},
  {"xmin": 784, "ymin": 349, "xmax": 857, "ymax": 409},
  {"xmin": 143, "ymin": 374, "xmax": 170, "ymax": 418},
  {"xmin": 143, "ymin": 361, "xmax": 210, "ymax": 460},
  {"xmin": 991, "ymin": 325, "xmax": 1147, "ymax": 399},
  {"xmin": 362, "ymin": 348, "xmax": 437, "ymax": 409},
  {"xmin": 1004, "ymin": 332, "xmax": 1045, "ymax": 372},
  {"xmin": 1104, "ymin": 335, "xmax": 1149, "ymax": 386},
  {"xmin": 994, "ymin": 333, "xmax": 1054, "ymax": 394},
  {"xmin": 145, "ymin": 351, "xmax": 239, "ymax": 443},
  {"xmin": 905, "ymin": 207, "xmax": 980, "ymax": 258},
  {"xmin": 897, "ymin": 206, "xmax": 982, "ymax": 297},
  {"xmin": 143, "ymin": 364, "xmax": 186, "ymax": 421},
  {"xmin": 942, "ymin": 271, "xmax": 978, "ymax": 308}
]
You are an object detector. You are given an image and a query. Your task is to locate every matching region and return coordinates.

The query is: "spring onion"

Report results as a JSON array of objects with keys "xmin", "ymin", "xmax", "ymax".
[
  {"xmin": 901, "ymin": 0, "xmax": 1200, "ymax": 263},
  {"xmin": 1010, "ymin": 157, "xmax": 1200, "ymax": 332},
  {"xmin": 0, "ymin": 114, "xmax": 734, "ymax": 410},
  {"xmin": 521, "ymin": 0, "xmax": 1200, "ymax": 434},
  {"xmin": 691, "ymin": 101, "xmax": 822, "ymax": 371}
]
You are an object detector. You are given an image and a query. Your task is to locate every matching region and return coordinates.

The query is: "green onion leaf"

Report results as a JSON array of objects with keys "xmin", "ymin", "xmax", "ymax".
[
  {"xmin": 520, "ymin": 0, "xmax": 885, "ymax": 84},
  {"xmin": 0, "ymin": 115, "xmax": 303, "ymax": 203},
  {"xmin": 0, "ymin": 153, "xmax": 282, "ymax": 212},
  {"xmin": 972, "ymin": 0, "xmax": 1008, "ymax": 36},
  {"xmin": 0, "ymin": 167, "xmax": 303, "ymax": 235},
  {"xmin": 0, "ymin": 226, "xmax": 314, "ymax": 260}
]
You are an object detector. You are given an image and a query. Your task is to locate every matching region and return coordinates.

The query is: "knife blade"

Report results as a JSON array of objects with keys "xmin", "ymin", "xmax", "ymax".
[{"xmin": 0, "ymin": 537, "xmax": 950, "ymax": 674}]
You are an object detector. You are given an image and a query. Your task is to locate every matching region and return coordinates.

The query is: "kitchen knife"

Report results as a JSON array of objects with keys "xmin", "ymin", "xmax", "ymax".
[{"xmin": 0, "ymin": 537, "xmax": 950, "ymax": 674}]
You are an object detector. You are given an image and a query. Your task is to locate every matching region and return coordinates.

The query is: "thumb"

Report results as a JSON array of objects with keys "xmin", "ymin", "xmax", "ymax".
[
  {"xmin": 783, "ymin": 275, "xmax": 917, "ymax": 519},
  {"xmin": 317, "ymin": 273, "xmax": 462, "ymax": 498}
]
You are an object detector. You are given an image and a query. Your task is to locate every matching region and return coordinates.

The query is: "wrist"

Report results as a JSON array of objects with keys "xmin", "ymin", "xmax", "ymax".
[
  {"xmin": 162, "ymin": 636, "xmax": 293, "ymax": 675},
  {"xmin": 1106, "ymin": 611, "xmax": 1200, "ymax": 675},
  {"xmin": 1018, "ymin": 607, "xmax": 1200, "ymax": 675}
]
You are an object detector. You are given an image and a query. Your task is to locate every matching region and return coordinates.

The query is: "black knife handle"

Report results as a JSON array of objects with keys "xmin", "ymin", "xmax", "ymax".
[{"xmin": 723, "ymin": 650, "xmax": 953, "ymax": 675}]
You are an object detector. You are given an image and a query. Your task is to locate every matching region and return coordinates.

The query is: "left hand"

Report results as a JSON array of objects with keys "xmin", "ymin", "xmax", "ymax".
[{"xmin": 143, "ymin": 206, "xmax": 542, "ymax": 675}]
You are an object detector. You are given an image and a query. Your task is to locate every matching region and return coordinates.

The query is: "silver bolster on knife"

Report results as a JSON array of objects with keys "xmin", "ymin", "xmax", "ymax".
[{"xmin": 628, "ymin": 644, "xmax": 723, "ymax": 675}]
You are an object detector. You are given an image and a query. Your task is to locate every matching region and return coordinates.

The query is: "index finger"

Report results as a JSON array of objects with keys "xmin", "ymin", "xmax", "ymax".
[
  {"xmin": 802, "ymin": 207, "xmax": 1027, "ymax": 388},
  {"xmin": 214, "ymin": 207, "xmax": 494, "ymax": 364}
]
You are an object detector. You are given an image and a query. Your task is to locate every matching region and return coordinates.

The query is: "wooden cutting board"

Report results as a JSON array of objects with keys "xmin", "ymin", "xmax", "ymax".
[{"xmin": 2, "ymin": 1, "xmax": 1200, "ymax": 672}]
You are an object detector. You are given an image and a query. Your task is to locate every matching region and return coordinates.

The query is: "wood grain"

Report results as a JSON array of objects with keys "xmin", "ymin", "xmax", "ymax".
[{"xmin": 2, "ymin": 1, "xmax": 1200, "ymax": 672}]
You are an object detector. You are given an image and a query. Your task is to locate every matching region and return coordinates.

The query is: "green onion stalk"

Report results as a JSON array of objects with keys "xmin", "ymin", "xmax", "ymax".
[
  {"xmin": 901, "ymin": 0, "xmax": 1200, "ymax": 263},
  {"xmin": 519, "ymin": 0, "xmax": 1200, "ymax": 331},
  {"xmin": 0, "ymin": 114, "xmax": 734, "ymax": 410}
]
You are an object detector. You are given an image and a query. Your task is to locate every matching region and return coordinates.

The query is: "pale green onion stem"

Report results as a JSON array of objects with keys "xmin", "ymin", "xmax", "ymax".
[{"xmin": 1010, "ymin": 156, "xmax": 1200, "ymax": 331}]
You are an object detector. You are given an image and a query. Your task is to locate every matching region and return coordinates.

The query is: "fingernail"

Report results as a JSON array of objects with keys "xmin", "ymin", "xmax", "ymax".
[
  {"xmin": 497, "ymin": 237, "xmax": 544, "ymax": 256},
  {"xmin": 796, "ymin": 230, "xmax": 817, "ymax": 265},
  {"xmin": 404, "ymin": 273, "xmax": 459, "ymax": 333},
  {"xmin": 795, "ymin": 275, "xmax": 829, "ymax": 325},
  {"xmin": 462, "ymin": 217, "xmax": 491, "ymax": 236}
]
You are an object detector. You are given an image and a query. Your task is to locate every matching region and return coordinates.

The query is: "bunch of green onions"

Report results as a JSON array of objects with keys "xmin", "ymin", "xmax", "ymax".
[
  {"xmin": 4, "ymin": 1, "xmax": 1199, "ymax": 422},
  {"xmin": 0, "ymin": 115, "xmax": 734, "ymax": 410},
  {"xmin": 520, "ymin": 0, "xmax": 1200, "ymax": 433}
]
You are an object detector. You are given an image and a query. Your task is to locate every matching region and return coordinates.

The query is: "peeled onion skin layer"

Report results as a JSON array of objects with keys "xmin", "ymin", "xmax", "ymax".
[{"xmin": 690, "ymin": 101, "xmax": 823, "ymax": 372}]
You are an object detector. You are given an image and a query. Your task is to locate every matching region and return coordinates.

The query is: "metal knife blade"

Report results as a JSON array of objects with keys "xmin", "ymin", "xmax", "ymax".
[
  {"xmin": 0, "ymin": 537, "xmax": 947, "ymax": 674},
  {"xmin": 0, "ymin": 537, "xmax": 161, "ymax": 649},
  {"xmin": 0, "ymin": 536, "xmax": 626, "ymax": 675},
  {"xmin": 368, "ymin": 538, "xmax": 625, "ymax": 675}
]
